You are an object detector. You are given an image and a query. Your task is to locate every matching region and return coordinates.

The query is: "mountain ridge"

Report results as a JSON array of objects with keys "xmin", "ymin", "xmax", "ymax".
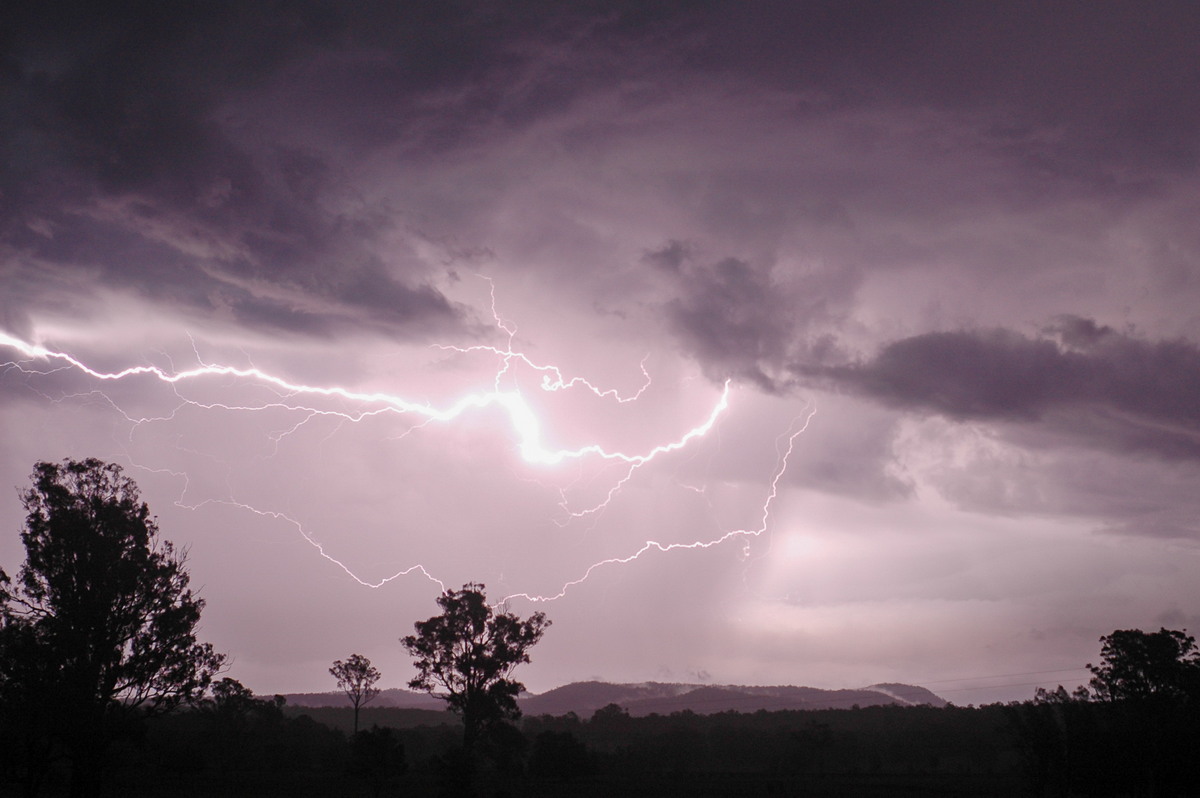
[{"xmin": 284, "ymin": 681, "xmax": 946, "ymax": 716}]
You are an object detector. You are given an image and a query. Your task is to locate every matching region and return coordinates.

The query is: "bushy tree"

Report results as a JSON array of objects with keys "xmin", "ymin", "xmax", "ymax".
[
  {"xmin": 1088, "ymin": 627, "xmax": 1200, "ymax": 702},
  {"xmin": 1010, "ymin": 627, "xmax": 1200, "ymax": 796},
  {"xmin": 0, "ymin": 458, "xmax": 224, "ymax": 797},
  {"xmin": 400, "ymin": 583, "xmax": 548, "ymax": 754},
  {"xmin": 330, "ymin": 653, "xmax": 381, "ymax": 734}
]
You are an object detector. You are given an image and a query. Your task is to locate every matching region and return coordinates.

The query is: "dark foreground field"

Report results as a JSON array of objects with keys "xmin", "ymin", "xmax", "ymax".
[
  {"xmin": 104, "ymin": 770, "xmax": 1025, "ymax": 798},
  {"xmin": 4, "ymin": 698, "xmax": 1196, "ymax": 796}
]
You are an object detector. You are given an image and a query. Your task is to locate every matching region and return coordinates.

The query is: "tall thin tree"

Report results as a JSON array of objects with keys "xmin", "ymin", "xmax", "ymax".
[{"xmin": 330, "ymin": 653, "xmax": 382, "ymax": 735}]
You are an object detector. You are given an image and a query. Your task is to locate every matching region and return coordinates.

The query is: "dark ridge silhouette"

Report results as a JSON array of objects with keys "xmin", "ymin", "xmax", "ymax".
[
  {"xmin": 518, "ymin": 680, "xmax": 670, "ymax": 716},
  {"xmin": 522, "ymin": 680, "xmax": 946, "ymax": 717},
  {"xmin": 286, "ymin": 680, "xmax": 945, "ymax": 717},
  {"xmin": 866, "ymin": 682, "xmax": 949, "ymax": 706}
]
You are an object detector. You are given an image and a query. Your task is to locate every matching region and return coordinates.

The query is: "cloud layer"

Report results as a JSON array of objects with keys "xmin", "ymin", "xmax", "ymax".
[{"xmin": 806, "ymin": 319, "xmax": 1200, "ymax": 459}]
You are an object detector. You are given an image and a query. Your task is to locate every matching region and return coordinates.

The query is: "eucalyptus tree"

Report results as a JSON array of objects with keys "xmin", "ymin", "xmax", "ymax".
[
  {"xmin": 330, "ymin": 653, "xmax": 382, "ymax": 734},
  {"xmin": 401, "ymin": 583, "xmax": 549, "ymax": 754},
  {"xmin": 0, "ymin": 458, "xmax": 223, "ymax": 797}
]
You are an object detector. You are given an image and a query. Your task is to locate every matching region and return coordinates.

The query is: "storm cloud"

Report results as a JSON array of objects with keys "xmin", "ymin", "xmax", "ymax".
[{"xmin": 803, "ymin": 319, "xmax": 1200, "ymax": 459}]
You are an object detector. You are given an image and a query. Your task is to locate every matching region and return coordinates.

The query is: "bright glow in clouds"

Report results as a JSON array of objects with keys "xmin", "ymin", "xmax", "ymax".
[{"xmin": 0, "ymin": 289, "xmax": 805, "ymax": 605}]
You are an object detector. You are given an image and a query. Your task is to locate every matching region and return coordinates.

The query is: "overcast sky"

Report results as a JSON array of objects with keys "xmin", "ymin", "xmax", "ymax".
[{"xmin": 3, "ymin": 1, "xmax": 1200, "ymax": 705}]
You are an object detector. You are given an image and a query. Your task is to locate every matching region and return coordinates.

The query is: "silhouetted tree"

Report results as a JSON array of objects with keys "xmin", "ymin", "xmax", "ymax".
[
  {"xmin": 206, "ymin": 678, "xmax": 265, "ymax": 774},
  {"xmin": 211, "ymin": 676, "xmax": 262, "ymax": 716},
  {"xmin": 1087, "ymin": 627, "xmax": 1200, "ymax": 702},
  {"xmin": 590, "ymin": 702, "xmax": 630, "ymax": 728},
  {"xmin": 1008, "ymin": 628, "xmax": 1200, "ymax": 797},
  {"xmin": 330, "ymin": 653, "xmax": 381, "ymax": 735},
  {"xmin": 1088, "ymin": 628, "xmax": 1200, "ymax": 795},
  {"xmin": 199, "ymin": 677, "xmax": 294, "ymax": 778},
  {"xmin": 400, "ymin": 583, "xmax": 549, "ymax": 755},
  {"xmin": 0, "ymin": 458, "xmax": 224, "ymax": 798}
]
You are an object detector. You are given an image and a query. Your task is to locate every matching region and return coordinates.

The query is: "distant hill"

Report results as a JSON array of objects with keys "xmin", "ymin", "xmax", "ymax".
[
  {"xmin": 519, "ymin": 681, "xmax": 947, "ymax": 717},
  {"xmin": 866, "ymin": 682, "xmax": 948, "ymax": 707},
  {"xmin": 285, "ymin": 681, "xmax": 946, "ymax": 717}
]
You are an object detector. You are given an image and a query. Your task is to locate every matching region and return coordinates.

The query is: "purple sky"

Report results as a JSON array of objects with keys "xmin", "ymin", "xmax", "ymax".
[{"xmin": 3, "ymin": 1, "xmax": 1200, "ymax": 705}]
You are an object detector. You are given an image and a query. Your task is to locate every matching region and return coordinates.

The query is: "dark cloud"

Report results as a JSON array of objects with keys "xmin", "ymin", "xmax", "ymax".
[
  {"xmin": 814, "ymin": 330, "xmax": 1072, "ymax": 421},
  {"xmin": 679, "ymin": 1, "xmax": 1200, "ymax": 171},
  {"xmin": 805, "ymin": 322, "xmax": 1200, "ymax": 459},
  {"xmin": 642, "ymin": 239, "xmax": 691, "ymax": 272},
  {"xmin": 660, "ymin": 245, "xmax": 857, "ymax": 391},
  {"xmin": 665, "ymin": 257, "xmax": 796, "ymax": 390},
  {"xmin": 6, "ymin": 1, "xmax": 1197, "ymax": 341},
  {"xmin": 1045, "ymin": 315, "xmax": 1118, "ymax": 349},
  {"xmin": 3, "ymin": 1, "xmax": 650, "ymax": 339}
]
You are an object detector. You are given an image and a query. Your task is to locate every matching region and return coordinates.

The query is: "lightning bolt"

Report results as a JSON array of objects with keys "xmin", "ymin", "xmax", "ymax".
[
  {"xmin": 436, "ymin": 278, "xmax": 654, "ymax": 404},
  {"xmin": 0, "ymin": 329, "xmax": 724, "ymax": 468},
  {"xmin": 500, "ymin": 406, "xmax": 817, "ymax": 604},
  {"xmin": 125, "ymin": 459, "xmax": 451, "ymax": 592},
  {"xmin": 1, "ymin": 295, "xmax": 812, "ymax": 602}
]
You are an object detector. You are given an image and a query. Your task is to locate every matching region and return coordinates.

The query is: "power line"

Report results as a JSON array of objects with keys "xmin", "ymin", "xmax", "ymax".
[
  {"xmin": 935, "ymin": 679, "xmax": 1088, "ymax": 697},
  {"xmin": 914, "ymin": 667, "xmax": 1091, "ymax": 686}
]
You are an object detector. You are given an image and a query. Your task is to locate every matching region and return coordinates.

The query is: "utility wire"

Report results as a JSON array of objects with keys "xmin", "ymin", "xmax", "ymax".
[{"xmin": 915, "ymin": 666, "xmax": 1092, "ymax": 687}]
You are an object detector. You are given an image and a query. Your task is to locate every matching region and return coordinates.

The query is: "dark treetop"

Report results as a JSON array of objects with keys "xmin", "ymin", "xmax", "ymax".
[{"xmin": 401, "ymin": 582, "xmax": 548, "ymax": 751}]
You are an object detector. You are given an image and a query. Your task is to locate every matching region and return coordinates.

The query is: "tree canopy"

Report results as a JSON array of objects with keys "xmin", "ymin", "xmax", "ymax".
[
  {"xmin": 1088, "ymin": 627, "xmax": 1200, "ymax": 702},
  {"xmin": 400, "ymin": 582, "xmax": 548, "ymax": 752},
  {"xmin": 0, "ymin": 458, "xmax": 224, "ymax": 797},
  {"xmin": 1012, "ymin": 627, "xmax": 1200, "ymax": 795}
]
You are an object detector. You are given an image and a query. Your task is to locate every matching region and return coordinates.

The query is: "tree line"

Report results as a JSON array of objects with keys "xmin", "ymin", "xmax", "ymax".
[{"xmin": 2, "ymin": 458, "xmax": 1199, "ymax": 797}]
